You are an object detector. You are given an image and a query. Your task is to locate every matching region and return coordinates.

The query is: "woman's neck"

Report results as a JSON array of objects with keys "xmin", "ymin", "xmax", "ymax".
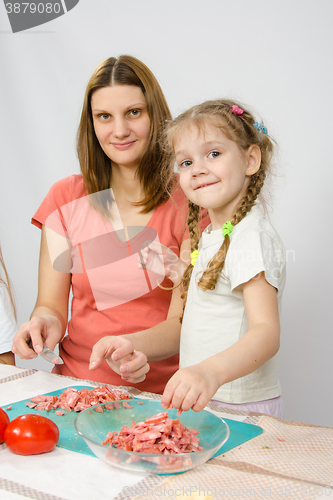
[
  {"xmin": 110, "ymin": 164, "xmax": 145, "ymax": 204},
  {"xmin": 108, "ymin": 163, "xmax": 154, "ymax": 232}
]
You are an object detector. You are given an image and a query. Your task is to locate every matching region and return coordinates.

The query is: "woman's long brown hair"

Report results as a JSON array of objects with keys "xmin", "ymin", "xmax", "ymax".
[{"xmin": 77, "ymin": 55, "xmax": 174, "ymax": 215}]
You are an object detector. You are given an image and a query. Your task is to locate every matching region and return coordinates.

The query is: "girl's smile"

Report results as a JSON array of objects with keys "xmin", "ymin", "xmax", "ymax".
[
  {"xmin": 174, "ymin": 122, "xmax": 260, "ymax": 229},
  {"xmin": 194, "ymin": 181, "xmax": 220, "ymax": 190}
]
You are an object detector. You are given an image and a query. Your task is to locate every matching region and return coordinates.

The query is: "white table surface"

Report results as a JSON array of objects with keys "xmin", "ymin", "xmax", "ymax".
[
  {"xmin": 0, "ymin": 366, "xmax": 151, "ymax": 500},
  {"xmin": 3, "ymin": 366, "xmax": 330, "ymax": 500},
  {"xmin": 0, "ymin": 365, "xmax": 245, "ymax": 500}
]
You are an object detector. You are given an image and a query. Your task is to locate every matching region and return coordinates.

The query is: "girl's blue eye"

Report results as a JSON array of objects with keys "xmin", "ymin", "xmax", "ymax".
[
  {"xmin": 208, "ymin": 151, "xmax": 220, "ymax": 159},
  {"xmin": 180, "ymin": 160, "xmax": 192, "ymax": 168}
]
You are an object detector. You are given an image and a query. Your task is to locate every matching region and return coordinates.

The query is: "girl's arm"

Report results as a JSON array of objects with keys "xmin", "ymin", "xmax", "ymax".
[
  {"xmin": 0, "ymin": 352, "xmax": 15, "ymax": 365},
  {"xmin": 89, "ymin": 239, "xmax": 190, "ymax": 383},
  {"xmin": 161, "ymin": 272, "xmax": 280, "ymax": 412},
  {"xmin": 12, "ymin": 227, "xmax": 71, "ymax": 359},
  {"xmin": 89, "ymin": 291, "xmax": 183, "ymax": 383}
]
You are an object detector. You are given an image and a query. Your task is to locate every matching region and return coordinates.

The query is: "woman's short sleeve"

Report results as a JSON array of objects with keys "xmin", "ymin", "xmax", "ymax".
[{"xmin": 31, "ymin": 175, "xmax": 86, "ymax": 232}]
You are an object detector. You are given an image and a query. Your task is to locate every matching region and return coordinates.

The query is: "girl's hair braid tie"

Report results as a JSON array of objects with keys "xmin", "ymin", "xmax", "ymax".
[
  {"xmin": 231, "ymin": 105, "xmax": 244, "ymax": 115},
  {"xmin": 222, "ymin": 221, "xmax": 234, "ymax": 238},
  {"xmin": 190, "ymin": 250, "xmax": 199, "ymax": 266},
  {"xmin": 254, "ymin": 120, "xmax": 267, "ymax": 134}
]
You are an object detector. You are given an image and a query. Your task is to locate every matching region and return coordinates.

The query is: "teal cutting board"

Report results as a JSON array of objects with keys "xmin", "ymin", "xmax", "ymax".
[
  {"xmin": 2, "ymin": 386, "xmax": 263, "ymax": 459},
  {"xmin": 213, "ymin": 416, "xmax": 262, "ymax": 458}
]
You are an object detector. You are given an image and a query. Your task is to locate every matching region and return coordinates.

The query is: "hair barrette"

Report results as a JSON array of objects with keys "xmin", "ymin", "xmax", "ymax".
[
  {"xmin": 190, "ymin": 250, "xmax": 199, "ymax": 266},
  {"xmin": 254, "ymin": 120, "xmax": 267, "ymax": 135},
  {"xmin": 231, "ymin": 105, "xmax": 243, "ymax": 115},
  {"xmin": 222, "ymin": 221, "xmax": 234, "ymax": 238}
]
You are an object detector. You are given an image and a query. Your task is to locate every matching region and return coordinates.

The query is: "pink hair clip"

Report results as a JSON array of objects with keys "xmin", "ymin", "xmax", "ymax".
[{"xmin": 231, "ymin": 105, "xmax": 243, "ymax": 115}]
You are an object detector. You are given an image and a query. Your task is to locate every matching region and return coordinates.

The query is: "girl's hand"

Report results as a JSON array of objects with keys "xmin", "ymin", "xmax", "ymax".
[
  {"xmin": 138, "ymin": 241, "xmax": 187, "ymax": 284},
  {"xmin": 161, "ymin": 272, "xmax": 281, "ymax": 412},
  {"xmin": 161, "ymin": 362, "xmax": 221, "ymax": 412},
  {"xmin": 12, "ymin": 315, "xmax": 63, "ymax": 360},
  {"xmin": 89, "ymin": 336, "xmax": 150, "ymax": 384}
]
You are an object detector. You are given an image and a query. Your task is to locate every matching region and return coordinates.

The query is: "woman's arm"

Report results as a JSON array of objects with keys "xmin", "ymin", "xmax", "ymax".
[
  {"xmin": 161, "ymin": 272, "xmax": 280, "ymax": 412},
  {"xmin": 12, "ymin": 227, "xmax": 71, "ymax": 359}
]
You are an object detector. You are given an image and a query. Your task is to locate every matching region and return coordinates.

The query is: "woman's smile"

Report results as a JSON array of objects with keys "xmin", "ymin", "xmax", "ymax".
[{"xmin": 111, "ymin": 140, "xmax": 137, "ymax": 150}]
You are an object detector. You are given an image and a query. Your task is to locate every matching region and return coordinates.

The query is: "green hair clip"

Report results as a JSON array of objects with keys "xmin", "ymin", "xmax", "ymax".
[
  {"xmin": 190, "ymin": 250, "xmax": 199, "ymax": 266},
  {"xmin": 222, "ymin": 221, "xmax": 234, "ymax": 238}
]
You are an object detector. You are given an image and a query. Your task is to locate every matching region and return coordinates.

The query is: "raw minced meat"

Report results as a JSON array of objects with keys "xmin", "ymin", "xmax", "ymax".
[
  {"xmin": 26, "ymin": 385, "xmax": 132, "ymax": 413},
  {"xmin": 102, "ymin": 411, "xmax": 203, "ymax": 455}
]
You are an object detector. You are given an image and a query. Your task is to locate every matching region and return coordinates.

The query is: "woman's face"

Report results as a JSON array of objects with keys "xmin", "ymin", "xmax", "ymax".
[{"xmin": 91, "ymin": 85, "xmax": 151, "ymax": 170}]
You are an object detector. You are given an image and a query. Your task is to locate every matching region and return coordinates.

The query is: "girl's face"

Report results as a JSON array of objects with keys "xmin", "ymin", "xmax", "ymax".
[
  {"xmin": 174, "ymin": 122, "xmax": 260, "ymax": 228},
  {"xmin": 91, "ymin": 85, "xmax": 151, "ymax": 170}
]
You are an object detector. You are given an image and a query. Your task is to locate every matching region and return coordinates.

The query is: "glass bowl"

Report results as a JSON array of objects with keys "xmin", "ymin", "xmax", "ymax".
[{"xmin": 74, "ymin": 398, "xmax": 229, "ymax": 475}]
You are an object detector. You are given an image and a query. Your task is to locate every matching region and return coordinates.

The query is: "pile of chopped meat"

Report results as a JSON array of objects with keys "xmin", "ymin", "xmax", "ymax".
[
  {"xmin": 25, "ymin": 386, "xmax": 132, "ymax": 414},
  {"xmin": 102, "ymin": 411, "xmax": 203, "ymax": 455}
]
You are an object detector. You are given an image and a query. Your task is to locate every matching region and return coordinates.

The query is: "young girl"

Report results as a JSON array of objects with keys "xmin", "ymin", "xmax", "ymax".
[
  {"xmin": 163, "ymin": 99, "xmax": 286, "ymax": 417},
  {"xmin": 0, "ymin": 245, "xmax": 16, "ymax": 365},
  {"xmin": 93, "ymin": 99, "xmax": 286, "ymax": 417}
]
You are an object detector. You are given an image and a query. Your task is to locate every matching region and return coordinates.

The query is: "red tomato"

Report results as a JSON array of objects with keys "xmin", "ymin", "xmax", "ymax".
[
  {"xmin": 4, "ymin": 414, "xmax": 59, "ymax": 455},
  {"xmin": 0, "ymin": 408, "xmax": 10, "ymax": 443}
]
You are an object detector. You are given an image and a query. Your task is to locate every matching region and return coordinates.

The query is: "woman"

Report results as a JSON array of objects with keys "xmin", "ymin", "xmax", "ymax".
[{"xmin": 12, "ymin": 55, "xmax": 192, "ymax": 393}]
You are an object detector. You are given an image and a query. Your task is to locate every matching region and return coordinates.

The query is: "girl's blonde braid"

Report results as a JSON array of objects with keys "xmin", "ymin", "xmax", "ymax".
[
  {"xmin": 187, "ymin": 201, "xmax": 201, "ymax": 253},
  {"xmin": 198, "ymin": 168, "xmax": 266, "ymax": 292},
  {"xmin": 180, "ymin": 201, "xmax": 200, "ymax": 321}
]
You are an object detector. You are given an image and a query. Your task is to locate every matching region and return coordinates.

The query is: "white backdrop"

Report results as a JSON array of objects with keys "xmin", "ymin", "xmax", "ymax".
[{"xmin": 0, "ymin": 0, "xmax": 332, "ymax": 426}]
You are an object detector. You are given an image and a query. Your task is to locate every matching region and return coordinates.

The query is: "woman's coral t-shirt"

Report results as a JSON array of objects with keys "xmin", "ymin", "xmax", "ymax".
[{"xmin": 32, "ymin": 174, "xmax": 191, "ymax": 394}]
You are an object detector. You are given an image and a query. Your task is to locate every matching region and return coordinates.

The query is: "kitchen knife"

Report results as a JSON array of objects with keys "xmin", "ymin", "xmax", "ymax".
[
  {"xmin": 29, "ymin": 340, "xmax": 64, "ymax": 364},
  {"xmin": 40, "ymin": 343, "xmax": 64, "ymax": 364}
]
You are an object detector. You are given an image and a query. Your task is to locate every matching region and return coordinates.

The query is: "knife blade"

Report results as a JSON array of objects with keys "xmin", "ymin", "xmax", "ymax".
[
  {"xmin": 40, "ymin": 343, "xmax": 64, "ymax": 365},
  {"xmin": 28, "ymin": 340, "xmax": 64, "ymax": 365}
]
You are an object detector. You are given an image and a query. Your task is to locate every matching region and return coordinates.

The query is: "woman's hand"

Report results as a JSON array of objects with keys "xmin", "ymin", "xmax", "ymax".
[
  {"xmin": 12, "ymin": 226, "xmax": 71, "ymax": 362},
  {"xmin": 89, "ymin": 336, "xmax": 150, "ymax": 384},
  {"xmin": 12, "ymin": 315, "xmax": 63, "ymax": 360},
  {"xmin": 161, "ymin": 361, "xmax": 221, "ymax": 413},
  {"xmin": 138, "ymin": 241, "xmax": 187, "ymax": 284}
]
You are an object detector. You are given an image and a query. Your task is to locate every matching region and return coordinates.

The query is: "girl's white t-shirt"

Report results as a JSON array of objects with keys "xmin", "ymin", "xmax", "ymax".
[
  {"xmin": 180, "ymin": 205, "xmax": 286, "ymax": 404},
  {"xmin": 0, "ymin": 283, "xmax": 17, "ymax": 354}
]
